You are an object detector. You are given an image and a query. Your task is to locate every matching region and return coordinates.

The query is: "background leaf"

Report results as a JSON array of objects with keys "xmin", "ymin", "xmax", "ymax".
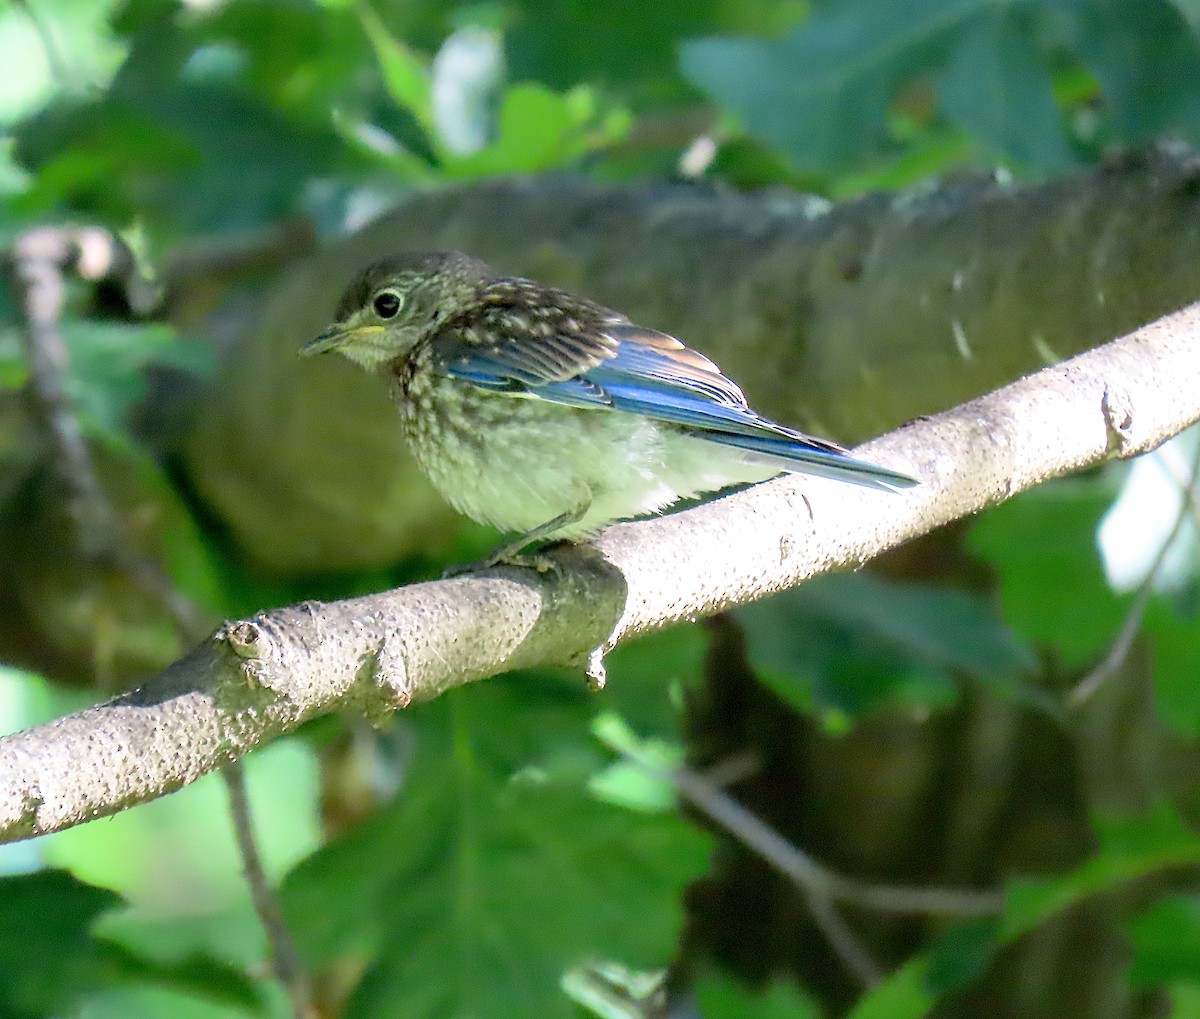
[
  {"xmin": 681, "ymin": 0, "xmax": 986, "ymax": 172},
  {"xmin": 938, "ymin": 8, "xmax": 1074, "ymax": 171},
  {"xmin": 738, "ymin": 570, "xmax": 1039, "ymax": 716},
  {"xmin": 969, "ymin": 477, "xmax": 1127, "ymax": 666},
  {"xmin": 0, "ymin": 869, "xmax": 123, "ymax": 1017},
  {"xmin": 283, "ymin": 678, "xmax": 709, "ymax": 1019}
]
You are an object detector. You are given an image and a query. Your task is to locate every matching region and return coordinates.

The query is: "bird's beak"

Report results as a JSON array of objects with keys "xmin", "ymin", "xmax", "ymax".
[{"xmin": 301, "ymin": 326, "xmax": 351, "ymax": 357}]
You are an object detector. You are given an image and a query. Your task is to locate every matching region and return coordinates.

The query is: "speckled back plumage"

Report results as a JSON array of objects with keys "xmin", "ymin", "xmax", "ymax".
[{"xmin": 431, "ymin": 277, "xmax": 622, "ymax": 373}]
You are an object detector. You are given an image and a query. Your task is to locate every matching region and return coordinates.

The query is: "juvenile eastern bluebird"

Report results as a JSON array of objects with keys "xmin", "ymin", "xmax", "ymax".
[{"xmin": 302, "ymin": 251, "xmax": 916, "ymax": 564}]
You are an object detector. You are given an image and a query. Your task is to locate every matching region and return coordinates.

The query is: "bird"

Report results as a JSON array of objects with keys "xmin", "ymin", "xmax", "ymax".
[{"xmin": 302, "ymin": 251, "xmax": 917, "ymax": 566}]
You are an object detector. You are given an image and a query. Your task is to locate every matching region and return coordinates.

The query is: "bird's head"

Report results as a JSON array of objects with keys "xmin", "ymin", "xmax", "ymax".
[{"xmin": 302, "ymin": 251, "xmax": 492, "ymax": 371}]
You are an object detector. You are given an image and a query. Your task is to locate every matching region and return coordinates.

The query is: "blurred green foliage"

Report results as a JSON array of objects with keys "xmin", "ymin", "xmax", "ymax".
[
  {"xmin": 682, "ymin": 0, "xmax": 1200, "ymax": 180},
  {"xmin": 283, "ymin": 682, "xmax": 709, "ymax": 1019},
  {"xmin": 970, "ymin": 479, "xmax": 1128, "ymax": 665},
  {"xmin": 0, "ymin": 868, "xmax": 266, "ymax": 1017},
  {"xmin": 737, "ymin": 571, "xmax": 1043, "ymax": 718},
  {"xmin": 2, "ymin": 0, "xmax": 1200, "ymax": 1017}
]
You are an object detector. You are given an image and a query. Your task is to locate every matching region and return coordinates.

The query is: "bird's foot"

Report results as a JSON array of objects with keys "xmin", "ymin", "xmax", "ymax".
[
  {"xmin": 440, "ymin": 544, "xmax": 565, "ymax": 579},
  {"xmin": 441, "ymin": 505, "xmax": 589, "ymax": 578},
  {"xmin": 492, "ymin": 549, "xmax": 564, "ymax": 574}
]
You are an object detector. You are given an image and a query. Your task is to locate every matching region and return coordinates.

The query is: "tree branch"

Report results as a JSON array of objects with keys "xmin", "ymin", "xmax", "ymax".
[{"xmin": 2, "ymin": 299, "xmax": 1199, "ymax": 843}]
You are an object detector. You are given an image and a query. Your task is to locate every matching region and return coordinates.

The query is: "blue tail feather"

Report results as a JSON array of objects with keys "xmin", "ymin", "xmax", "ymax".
[{"xmin": 699, "ymin": 430, "xmax": 918, "ymax": 491}]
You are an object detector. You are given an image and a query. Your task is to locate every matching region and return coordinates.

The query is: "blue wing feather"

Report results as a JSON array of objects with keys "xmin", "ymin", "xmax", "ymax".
[{"xmin": 439, "ymin": 328, "xmax": 917, "ymax": 491}]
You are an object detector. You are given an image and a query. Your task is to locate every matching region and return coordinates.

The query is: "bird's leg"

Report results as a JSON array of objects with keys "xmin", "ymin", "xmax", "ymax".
[
  {"xmin": 488, "ymin": 504, "xmax": 587, "ymax": 564},
  {"xmin": 444, "ymin": 497, "xmax": 592, "ymax": 576}
]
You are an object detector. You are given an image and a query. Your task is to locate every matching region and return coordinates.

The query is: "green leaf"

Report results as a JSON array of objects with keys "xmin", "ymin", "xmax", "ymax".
[
  {"xmin": 848, "ymin": 805, "xmax": 1200, "ymax": 1016},
  {"xmin": 0, "ymin": 869, "xmax": 123, "ymax": 1016},
  {"xmin": 14, "ymin": 66, "xmax": 353, "ymax": 235},
  {"xmin": 0, "ymin": 0, "xmax": 125, "ymax": 121},
  {"xmin": 923, "ymin": 918, "xmax": 1002, "ymax": 997},
  {"xmin": 938, "ymin": 9, "xmax": 1074, "ymax": 172},
  {"xmin": 846, "ymin": 956, "xmax": 934, "ymax": 1019},
  {"xmin": 506, "ymin": 0, "xmax": 803, "ymax": 93},
  {"xmin": 1129, "ymin": 895, "xmax": 1200, "ymax": 989},
  {"xmin": 1003, "ymin": 803, "xmax": 1200, "ymax": 940},
  {"xmin": 283, "ymin": 679, "xmax": 709, "ymax": 1019},
  {"xmin": 444, "ymin": 84, "xmax": 628, "ymax": 177},
  {"xmin": 1169, "ymin": 981, "xmax": 1200, "ymax": 1018},
  {"xmin": 737, "ymin": 571, "xmax": 1039, "ymax": 717},
  {"xmin": 96, "ymin": 941, "xmax": 265, "ymax": 1013},
  {"xmin": 0, "ymin": 324, "xmax": 25, "ymax": 390},
  {"xmin": 200, "ymin": 0, "xmax": 372, "ymax": 116},
  {"xmin": 59, "ymin": 321, "xmax": 214, "ymax": 446},
  {"xmin": 1170, "ymin": 0, "xmax": 1200, "ymax": 30},
  {"xmin": 588, "ymin": 714, "xmax": 681, "ymax": 813},
  {"xmin": 355, "ymin": 1, "xmax": 435, "ymax": 135},
  {"xmin": 694, "ymin": 971, "xmax": 822, "ymax": 1019},
  {"xmin": 1144, "ymin": 596, "xmax": 1200, "ymax": 739},
  {"xmin": 588, "ymin": 759, "xmax": 678, "ymax": 814},
  {"xmin": 1057, "ymin": 0, "xmax": 1200, "ymax": 143},
  {"xmin": 681, "ymin": 0, "xmax": 986, "ymax": 172},
  {"xmin": 866, "ymin": 806, "xmax": 1200, "ymax": 1011},
  {"xmin": 969, "ymin": 477, "xmax": 1126, "ymax": 666}
]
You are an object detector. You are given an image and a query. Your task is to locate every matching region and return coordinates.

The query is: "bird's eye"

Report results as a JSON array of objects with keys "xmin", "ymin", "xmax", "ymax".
[{"xmin": 373, "ymin": 290, "xmax": 403, "ymax": 319}]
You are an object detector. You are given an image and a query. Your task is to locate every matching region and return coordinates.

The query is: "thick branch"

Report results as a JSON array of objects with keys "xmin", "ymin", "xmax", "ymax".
[
  {"xmin": 185, "ymin": 149, "xmax": 1200, "ymax": 574},
  {"xmin": 1, "ymin": 301, "xmax": 1198, "ymax": 842}
]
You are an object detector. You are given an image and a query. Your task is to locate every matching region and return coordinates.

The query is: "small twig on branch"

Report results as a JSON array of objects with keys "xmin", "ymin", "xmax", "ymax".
[
  {"xmin": 665, "ymin": 760, "xmax": 1003, "ymax": 918},
  {"xmin": 2, "ymin": 297, "xmax": 1200, "ymax": 844},
  {"xmin": 690, "ymin": 765, "xmax": 886, "ymax": 986},
  {"xmin": 596, "ymin": 730, "xmax": 997, "ymax": 986},
  {"xmin": 601, "ymin": 727, "xmax": 1001, "ymax": 917},
  {"xmin": 223, "ymin": 762, "xmax": 314, "ymax": 1019},
  {"xmin": 598, "ymin": 734, "xmax": 999, "ymax": 985},
  {"xmin": 802, "ymin": 888, "xmax": 884, "ymax": 988}
]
